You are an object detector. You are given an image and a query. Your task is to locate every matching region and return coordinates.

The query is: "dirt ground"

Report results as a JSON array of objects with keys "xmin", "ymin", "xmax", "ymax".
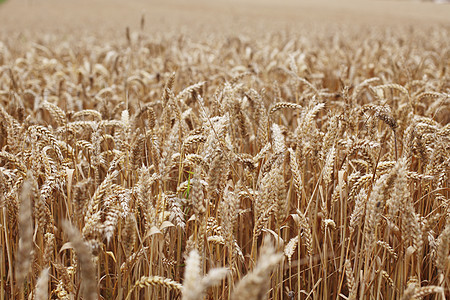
[{"xmin": 0, "ymin": 0, "xmax": 449, "ymax": 37}]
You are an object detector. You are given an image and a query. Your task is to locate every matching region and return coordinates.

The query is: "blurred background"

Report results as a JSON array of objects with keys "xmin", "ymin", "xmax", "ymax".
[{"xmin": 0, "ymin": 0, "xmax": 448, "ymax": 37}]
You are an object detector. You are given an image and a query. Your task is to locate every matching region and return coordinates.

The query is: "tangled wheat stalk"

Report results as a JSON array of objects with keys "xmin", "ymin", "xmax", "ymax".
[{"xmin": 0, "ymin": 22, "xmax": 448, "ymax": 300}]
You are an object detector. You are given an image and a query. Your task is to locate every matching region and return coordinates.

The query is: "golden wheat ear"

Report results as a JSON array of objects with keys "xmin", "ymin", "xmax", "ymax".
[
  {"xmin": 61, "ymin": 220, "xmax": 97, "ymax": 300},
  {"xmin": 232, "ymin": 236, "xmax": 283, "ymax": 300},
  {"xmin": 15, "ymin": 171, "xmax": 35, "ymax": 287}
]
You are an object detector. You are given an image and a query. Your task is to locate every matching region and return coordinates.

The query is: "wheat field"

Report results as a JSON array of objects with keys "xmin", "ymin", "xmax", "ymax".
[{"xmin": 0, "ymin": 0, "xmax": 449, "ymax": 299}]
